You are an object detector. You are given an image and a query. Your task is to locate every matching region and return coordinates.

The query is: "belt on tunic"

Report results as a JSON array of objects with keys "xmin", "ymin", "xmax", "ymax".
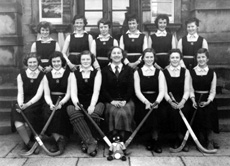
[
  {"xmin": 51, "ymin": 92, "xmax": 65, "ymax": 95},
  {"xmin": 183, "ymin": 55, "xmax": 194, "ymax": 59},
  {"xmin": 156, "ymin": 53, "xmax": 168, "ymax": 56},
  {"xmin": 142, "ymin": 91, "xmax": 156, "ymax": 94},
  {"xmin": 127, "ymin": 53, "xmax": 142, "ymax": 56},
  {"xmin": 195, "ymin": 90, "xmax": 209, "ymax": 94},
  {"xmin": 69, "ymin": 52, "xmax": 81, "ymax": 56},
  {"xmin": 97, "ymin": 57, "xmax": 109, "ymax": 60},
  {"xmin": 41, "ymin": 59, "xmax": 49, "ymax": 63}
]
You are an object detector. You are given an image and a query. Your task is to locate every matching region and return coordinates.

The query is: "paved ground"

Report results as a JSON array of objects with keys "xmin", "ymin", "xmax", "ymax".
[{"xmin": 0, "ymin": 132, "xmax": 230, "ymax": 166}]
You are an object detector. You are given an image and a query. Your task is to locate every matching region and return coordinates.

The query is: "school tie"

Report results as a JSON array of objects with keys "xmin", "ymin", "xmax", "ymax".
[{"xmin": 115, "ymin": 66, "xmax": 119, "ymax": 78}]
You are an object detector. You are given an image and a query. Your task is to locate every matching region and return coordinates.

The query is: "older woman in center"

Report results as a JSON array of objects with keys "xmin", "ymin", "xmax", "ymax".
[
  {"xmin": 134, "ymin": 48, "xmax": 165, "ymax": 153},
  {"xmin": 101, "ymin": 46, "xmax": 134, "ymax": 141}
]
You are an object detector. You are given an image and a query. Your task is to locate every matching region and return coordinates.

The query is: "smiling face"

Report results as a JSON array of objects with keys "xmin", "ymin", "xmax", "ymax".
[
  {"xmin": 128, "ymin": 19, "xmax": 138, "ymax": 33},
  {"xmin": 81, "ymin": 54, "xmax": 92, "ymax": 68},
  {"xmin": 158, "ymin": 19, "xmax": 167, "ymax": 31},
  {"xmin": 27, "ymin": 57, "xmax": 38, "ymax": 71},
  {"xmin": 99, "ymin": 23, "xmax": 109, "ymax": 36},
  {"xmin": 110, "ymin": 48, "xmax": 123, "ymax": 64},
  {"xmin": 197, "ymin": 53, "xmax": 209, "ymax": 68},
  {"xmin": 40, "ymin": 27, "xmax": 50, "ymax": 38},
  {"xmin": 51, "ymin": 57, "xmax": 62, "ymax": 70},
  {"xmin": 74, "ymin": 18, "xmax": 85, "ymax": 31},
  {"xmin": 187, "ymin": 22, "xmax": 198, "ymax": 35},
  {"xmin": 143, "ymin": 52, "xmax": 155, "ymax": 67},
  {"xmin": 169, "ymin": 52, "xmax": 181, "ymax": 67}
]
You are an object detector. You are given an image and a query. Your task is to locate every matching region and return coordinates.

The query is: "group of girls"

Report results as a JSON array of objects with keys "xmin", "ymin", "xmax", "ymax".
[{"xmin": 13, "ymin": 13, "xmax": 218, "ymax": 157}]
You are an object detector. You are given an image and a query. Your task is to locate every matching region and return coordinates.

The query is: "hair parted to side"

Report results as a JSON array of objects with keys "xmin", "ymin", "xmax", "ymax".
[
  {"xmin": 141, "ymin": 48, "xmax": 157, "ymax": 64},
  {"xmin": 72, "ymin": 15, "xmax": 88, "ymax": 25},
  {"xmin": 185, "ymin": 17, "xmax": 200, "ymax": 26},
  {"xmin": 79, "ymin": 50, "xmax": 95, "ymax": 65},
  {"xmin": 127, "ymin": 13, "xmax": 139, "ymax": 23},
  {"xmin": 196, "ymin": 48, "xmax": 210, "ymax": 59},
  {"xmin": 37, "ymin": 21, "xmax": 53, "ymax": 34},
  {"xmin": 97, "ymin": 18, "xmax": 111, "ymax": 28},
  {"xmin": 107, "ymin": 46, "xmax": 127, "ymax": 63},
  {"xmin": 49, "ymin": 51, "xmax": 66, "ymax": 67},
  {"xmin": 154, "ymin": 14, "xmax": 169, "ymax": 29},
  {"xmin": 23, "ymin": 52, "xmax": 41, "ymax": 66}
]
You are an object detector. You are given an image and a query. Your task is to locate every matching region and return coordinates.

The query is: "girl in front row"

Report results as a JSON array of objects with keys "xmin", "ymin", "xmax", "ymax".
[{"xmin": 190, "ymin": 48, "xmax": 219, "ymax": 150}]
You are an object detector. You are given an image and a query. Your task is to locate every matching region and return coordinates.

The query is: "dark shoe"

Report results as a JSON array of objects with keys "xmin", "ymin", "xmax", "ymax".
[
  {"xmin": 107, "ymin": 155, "xmax": 113, "ymax": 161},
  {"xmin": 57, "ymin": 137, "xmax": 66, "ymax": 155},
  {"xmin": 207, "ymin": 141, "xmax": 214, "ymax": 150},
  {"xmin": 26, "ymin": 141, "xmax": 40, "ymax": 155},
  {"xmin": 121, "ymin": 156, "xmax": 127, "ymax": 161},
  {"xmin": 89, "ymin": 150, "xmax": 97, "ymax": 157},
  {"xmin": 213, "ymin": 141, "xmax": 219, "ymax": 149},
  {"xmin": 182, "ymin": 144, "xmax": 189, "ymax": 152},
  {"xmin": 49, "ymin": 143, "xmax": 59, "ymax": 153},
  {"xmin": 173, "ymin": 139, "xmax": 180, "ymax": 149}
]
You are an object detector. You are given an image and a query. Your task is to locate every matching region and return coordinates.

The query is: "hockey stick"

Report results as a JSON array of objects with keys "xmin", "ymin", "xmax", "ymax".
[
  {"xmin": 125, "ymin": 102, "xmax": 158, "ymax": 148},
  {"xmin": 169, "ymin": 92, "xmax": 217, "ymax": 154},
  {"xmin": 169, "ymin": 94, "xmax": 203, "ymax": 153},
  {"xmin": 77, "ymin": 103, "xmax": 112, "ymax": 147},
  {"xmin": 18, "ymin": 96, "xmax": 62, "ymax": 156}
]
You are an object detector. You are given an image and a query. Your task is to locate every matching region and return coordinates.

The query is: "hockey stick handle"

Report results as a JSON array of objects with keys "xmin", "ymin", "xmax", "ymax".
[
  {"xmin": 125, "ymin": 102, "xmax": 158, "ymax": 147},
  {"xmin": 77, "ymin": 102, "xmax": 112, "ymax": 147}
]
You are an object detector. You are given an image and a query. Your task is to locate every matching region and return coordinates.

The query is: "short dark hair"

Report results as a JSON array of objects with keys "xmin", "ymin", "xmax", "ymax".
[
  {"xmin": 154, "ymin": 14, "xmax": 169, "ymax": 29},
  {"xmin": 142, "ymin": 48, "xmax": 157, "ymax": 64},
  {"xmin": 23, "ymin": 52, "xmax": 41, "ymax": 66},
  {"xmin": 196, "ymin": 48, "xmax": 209, "ymax": 59},
  {"xmin": 97, "ymin": 18, "xmax": 111, "ymax": 28},
  {"xmin": 127, "ymin": 13, "xmax": 139, "ymax": 23},
  {"xmin": 107, "ymin": 46, "xmax": 127, "ymax": 63},
  {"xmin": 49, "ymin": 51, "xmax": 66, "ymax": 67},
  {"xmin": 72, "ymin": 15, "xmax": 88, "ymax": 25},
  {"xmin": 185, "ymin": 17, "xmax": 200, "ymax": 27},
  {"xmin": 79, "ymin": 50, "xmax": 95, "ymax": 65},
  {"xmin": 168, "ymin": 49, "xmax": 183, "ymax": 60},
  {"xmin": 36, "ymin": 21, "xmax": 53, "ymax": 34}
]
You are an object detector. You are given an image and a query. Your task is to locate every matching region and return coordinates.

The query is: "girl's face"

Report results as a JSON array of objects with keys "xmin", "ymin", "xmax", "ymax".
[
  {"xmin": 187, "ymin": 22, "xmax": 198, "ymax": 35},
  {"xmin": 143, "ymin": 52, "xmax": 155, "ymax": 66},
  {"xmin": 197, "ymin": 53, "xmax": 209, "ymax": 68},
  {"xmin": 169, "ymin": 52, "xmax": 181, "ymax": 67},
  {"xmin": 74, "ymin": 18, "xmax": 85, "ymax": 31},
  {"xmin": 99, "ymin": 23, "xmax": 109, "ymax": 36},
  {"xmin": 40, "ymin": 27, "xmax": 50, "ymax": 38},
  {"xmin": 158, "ymin": 19, "xmax": 167, "ymax": 31},
  {"xmin": 110, "ymin": 48, "xmax": 123, "ymax": 63},
  {"xmin": 81, "ymin": 54, "xmax": 92, "ymax": 68},
  {"xmin": 27, "ymin": 57, "xmax": 38, "ymax": 71},
  {"xmin": 128, "ymin": 19, "xmax": 138, "ymax": 32},
  {"xmin": 52, "ymin": 57, "xmax": 62, "ymax": 70}
]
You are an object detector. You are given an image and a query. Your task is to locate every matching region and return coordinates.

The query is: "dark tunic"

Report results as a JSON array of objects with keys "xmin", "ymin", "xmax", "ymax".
[
  {"xmin": 36, "ymin": 40, "xmax": 56, "ymax": 68},
  {"xmin": 13, "ymin": 70, "xmax": 44, "ymax": 132},
  {"xmin": 123, "ymin": 33, "xmax": 145, "ymax": 63},
  {"xmin": 95, "ymin": 37, "xmax": 114, "ymax": 69},
  {"xmin": 43, "ymin": 69, "xmax": 72, "ymax": 137},
  {"xmin": 163, "ymin": 68, "xmax": 190, "ymax": 133},
  {"xmin": 134, "ymin": 68, "xmax": 160, "ymax": 134},
  {"xmin": 102, "ymin": 65, "xmax": 135, "ymax": 132},
  {"xmin": 182, "ymin": 36, "xmax": 203, "ymax": 69},
  {"xmin": 190, "ymin": 69, "xmax": 219, "ymax": 133},
  {"xmin": 68, "ymin": 33, "xmax": 90, "ymax": 65},
  {"xmin": 151, "ymin": 33, "xmax": 172, "ymax": 69}
]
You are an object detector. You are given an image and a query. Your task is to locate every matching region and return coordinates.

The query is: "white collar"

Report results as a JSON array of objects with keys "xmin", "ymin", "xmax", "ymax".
[
  {"xmin": 51, "ymin": 68, "xmax": 65, "ymax": 75},
  {"xmin": 27, "ymin": 68, "xmax": 39, "ymax": 74},
  {"xmin": 126, "ymin": 30, "xmax": 141, "ymax": 35},
  {"xmin": 194, "ymin": 65, "xmax": 209, "ymax": 72},
  {"xmin": 37, "ymin": 37, "xmax": 54, "ymax": 43},
  {"xmin": 142, "ymin": 65, "xmax": 155, "ymax": 71},
  {"xmin": 187, "ymin": 33, "xmax": 198, "ymax": 39},
  {"xmin": 73, "ymin": 30, "xmax": 87, "ymax": 34},
  {"xmin": 155, "ymin": 30, "xmax": 167, "ymax": 37},
  {"xmin": 169, "ymin": 65, "xmax": 181, "ymax": 71},
  {"xmin": 97, "ymin": 34, "xmax": 111, "ymax": 39},
  {"xmin": 79, "ymin": 66, "xmax": 94, "ymax": 72},
  {"xmin": 111, "ymin": 63, "xmax": 123, "ymax": 71}
]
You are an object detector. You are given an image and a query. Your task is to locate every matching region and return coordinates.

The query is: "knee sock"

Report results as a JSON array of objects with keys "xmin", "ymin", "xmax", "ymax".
[
  {"xmin": 70, "ymin": 117, "xmax": 93, "ymax": 143},
  {"xmin": 16, "ymin": 125, "xmax": 31, "ymax": 145}
]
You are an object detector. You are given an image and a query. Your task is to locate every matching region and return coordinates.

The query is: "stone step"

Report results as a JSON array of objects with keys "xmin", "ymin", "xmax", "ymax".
[
  {"xmin": 0, "ymin": 83, "xmax": 17, "ymax": 97},
  {"xmin": 218, "ymin": 106, "xmax": 230, "ymax": 119},
  {"xmin": 0, "ymin": 119, "xmax": 14, "ymax": 135},
  {"xmin": 0, "ymin": 96, "xmax": 16, "ymax": 108}
]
